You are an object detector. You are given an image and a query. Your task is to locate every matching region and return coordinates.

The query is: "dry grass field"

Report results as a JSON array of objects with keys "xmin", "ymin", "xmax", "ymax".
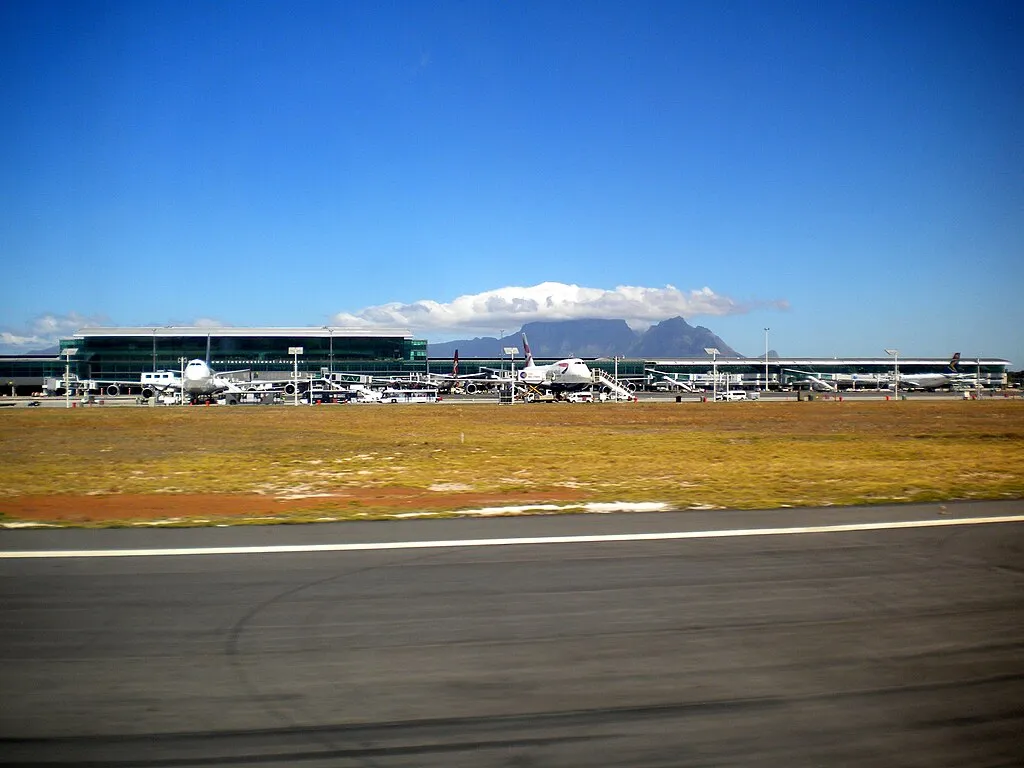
[{"xmin": 1, "ymin": 400, "xmax": 1022, "ymax": 526}]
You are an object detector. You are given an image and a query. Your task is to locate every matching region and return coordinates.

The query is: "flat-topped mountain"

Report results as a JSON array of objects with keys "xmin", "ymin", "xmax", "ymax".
[{"xmin": 427, "ymin": 317, "xmax": 740, "ymax": 359}]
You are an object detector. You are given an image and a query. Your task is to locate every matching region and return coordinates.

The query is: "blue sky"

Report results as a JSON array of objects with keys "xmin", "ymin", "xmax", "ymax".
[{"xmin": 2, "ymin": 1, "xmax": 1021, "ymax": 363}]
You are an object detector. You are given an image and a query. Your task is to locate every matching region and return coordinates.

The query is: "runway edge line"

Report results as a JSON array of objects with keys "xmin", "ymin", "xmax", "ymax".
[{"xmin": 3, "ymin": 514, "xmax": 1024, "ymax": 559}]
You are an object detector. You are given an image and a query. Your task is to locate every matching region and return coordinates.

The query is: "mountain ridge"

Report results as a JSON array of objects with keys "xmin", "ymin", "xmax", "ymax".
[{"xmin": 427, "ymin": 317, "xmax": 740, "ymax": 359}]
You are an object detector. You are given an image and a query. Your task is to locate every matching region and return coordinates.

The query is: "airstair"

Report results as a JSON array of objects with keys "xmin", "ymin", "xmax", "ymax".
[{"xmin": 592, "ymin": 369, "xmax": 636, "ymax": 401}]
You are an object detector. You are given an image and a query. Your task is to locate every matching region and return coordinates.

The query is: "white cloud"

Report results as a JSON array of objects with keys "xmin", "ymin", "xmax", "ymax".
[
  {"xmin": 332, "ymin": 282, "xmax": 788, "ymax": 338},
  {"xmin": 0, "ymin": 315, "xmax": 240, "ymax": 354},
  {"xmin": 191, "ymin": 317, "xmax": 229, "ymax": 328},
  {"xmin": 0, "ymin": 312, "xmax": 107, "ymax": 353}
]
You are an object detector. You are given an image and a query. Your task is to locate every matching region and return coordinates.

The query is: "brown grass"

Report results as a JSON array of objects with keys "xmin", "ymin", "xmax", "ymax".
[{"xmin": 1, "ymin": 400, "xmax": 1022, "ymax": 525}]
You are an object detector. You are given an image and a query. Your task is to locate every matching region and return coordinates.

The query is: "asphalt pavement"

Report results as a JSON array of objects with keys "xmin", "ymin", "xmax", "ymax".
[{"xmin": 1, "ymin": 502, "xmax": 1022, "ymax": 766}]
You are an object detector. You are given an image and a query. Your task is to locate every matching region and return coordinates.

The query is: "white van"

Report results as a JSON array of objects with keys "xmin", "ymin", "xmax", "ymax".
[{"xmin": 714, "ymin": 390, "xmax": 749, "ymax": 401}]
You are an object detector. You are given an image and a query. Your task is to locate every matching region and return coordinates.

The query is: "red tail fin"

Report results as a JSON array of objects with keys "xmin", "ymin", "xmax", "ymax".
[{"xmin": 452, "ymin": 350, "xmax": 459, "ymax": 378}]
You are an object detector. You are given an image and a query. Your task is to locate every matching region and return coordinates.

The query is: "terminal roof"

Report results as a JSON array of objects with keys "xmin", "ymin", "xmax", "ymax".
[{"xmin": 74, "ymin": 326, "xmax": 414, "ymax": 339}]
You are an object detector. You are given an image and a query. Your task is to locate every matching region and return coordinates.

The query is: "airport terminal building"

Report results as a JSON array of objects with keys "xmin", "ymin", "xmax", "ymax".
[
  {"xmin": 62, "ymin": 327, "xmax": 428, "ymax": 382},
  {"xmin": 642, "ymin": 355, "xmax": 1011, "ymax": 391},
  {"xmin": 0, "ymin": 326, "xmax": 1013, "ymax": 395}
]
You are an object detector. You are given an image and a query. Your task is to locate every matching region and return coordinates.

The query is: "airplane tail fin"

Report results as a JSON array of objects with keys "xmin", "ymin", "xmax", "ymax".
[
  {"xmin": 452, "ymin": 350, "xmax": 459, "ymax": 378},
  {"xmin": 948, "ymin": 352, "xmax": 961, "ymax": 373},
  {"xmin": 522, "ymin": 333, "xmax": 534, "ymax": 367}
]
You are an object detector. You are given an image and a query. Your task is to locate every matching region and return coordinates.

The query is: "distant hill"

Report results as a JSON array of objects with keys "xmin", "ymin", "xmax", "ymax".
[
  {"xmin": 1, "ymin": 346, "xmax": 61, "ymax": 356},
  {"xmin": 427, "ymin": 317, "xmax": 740, "ymax": 359},
  {"xmin": 628, "ymin": 316, "xmax": 739, "ymax": 358}
]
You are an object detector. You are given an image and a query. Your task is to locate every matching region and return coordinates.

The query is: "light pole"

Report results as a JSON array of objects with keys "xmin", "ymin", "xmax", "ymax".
[
  {"xmin": 289, "ymin": 347, "xmax": 303, "ymax": 406},
  {"xmin": 503, "ymin": 346, "xmax": 518, "ymax": 403},
  {"xmin": 885, "ymin": 349, "xmax": 899, "ymax": 400},
  {"xmin": 179, "ymin": 357, "xmax": 188, "ymax": 406},
  {"xmin": 763, "ymin": 327, "xmax": 770, "ymax": 392},
  {"xmin": 704, "ymin": 347, "xmax": 720, "ymax": 401},
  {"xmin": 63, "ymin": 347, "xmax": 78, "ymax": 409},
  {"xmin": 323, "ymin": 326, "xmax": 334, "ymax": 375}
]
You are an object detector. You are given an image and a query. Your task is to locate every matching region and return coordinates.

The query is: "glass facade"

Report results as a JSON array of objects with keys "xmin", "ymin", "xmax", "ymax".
[
  {"xmin": 59, "ymin": 329, "xmax": 425, "ymax": 381},
  {"xmin": 0, "ymin": 357, "xmax": 68, "ymax": 380}
]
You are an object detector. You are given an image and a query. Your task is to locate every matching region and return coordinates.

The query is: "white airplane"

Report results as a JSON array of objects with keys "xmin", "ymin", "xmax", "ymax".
[
  {"xmin": 415, "ymin": 349, "xmax": 510, "ymax": 393},
  {"xmin": 177, "ymin": 359, "xmax": 266, "ymax": 400},
  {"xmin": 89, "ymin": 334, "xmax": 269, "ymax": 402},
  {"xmin": 785, "ymin": 368, "xmax": 906, "ymax": 392},
  {"xmin": 785, "ymin": 353, "xmax": 970, "ymax": 392},
  {"xmin": 515, "ymin": 334, "xmax": 594, "ymax": 393},
  {"xmin": 898, "ymin": 353, "xmax": 971, "ymax": 390},
  {"xmin": 125, "ymin": 357, "xmax": 273, "ymax": 402},
  {"xmin": 177, "ymin": 335, "xmax": 286, "ymax": 402}
]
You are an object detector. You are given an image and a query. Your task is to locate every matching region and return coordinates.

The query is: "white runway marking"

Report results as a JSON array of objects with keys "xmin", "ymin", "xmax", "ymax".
[{"xmin": 3, "ymin": 514, "xmax": 1024, "ymax": 559}]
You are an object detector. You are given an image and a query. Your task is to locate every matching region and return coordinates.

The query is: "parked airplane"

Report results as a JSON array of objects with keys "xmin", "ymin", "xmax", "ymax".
[
  {"xmin": 86, "ymin": 334, "xmax": 268, "ymax": 402},
  {"xmin": 516, "ymin": 334, "xmax": 594, "ymax": 393},
  {"xmin": 177, "ymin": 359, "xmax": 273, "ymax": 401},
  {"xmin": 898, "ymin": 353, "xmax": 971, "ymax": 390},
  {"xmin": 439, "ymin": 349, "xmax": 496, "ymax": 390},
  {"xmin": 414, "ymin": 349, "xmax": 509, "ymax": 393},
  {"xmin": 785, "ymin": 353, "xmax": 969, "ymax": 392}
]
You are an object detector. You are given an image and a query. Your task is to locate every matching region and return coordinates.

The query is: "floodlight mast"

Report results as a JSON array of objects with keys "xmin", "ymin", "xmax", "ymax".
[
  {"xmin": 179, "ymin": 357, "xmax": 188, "ymax": 406},
  {"xmin": 885, "ymin": 349, "xmax": 899, "ymax": 399},
  {"xmin": 289, "ymin": 347, "xmax": 303, "ymax": 405},
  {"xmin": 503, "ymin": 346, "xmax": 519, "ymax": 403},
  {"xmin": 323, "ymin": 326, "xmax": 334, "ymax": 374},
  {"xmin": 704, "ymin": 347, "xmax": 720, "ymax": 401},
  {"xmin": 63, "ymin": 348, "xmax": 79, "ymax": 409}
]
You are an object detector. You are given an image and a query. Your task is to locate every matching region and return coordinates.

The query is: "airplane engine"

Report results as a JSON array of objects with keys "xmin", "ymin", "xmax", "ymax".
[
  {"xmin": 465, "ymin": 382, "xmax": 479, "ymax": 394},
  {"xmin": 284, "ymin": 382, "xmax": 296, "ymax": 396},
  {"xmin": 105, "ymin": 384, "xmax": 121, "ymax": 396},
  {"xmin": 141, "ymin": 387, "xmax": 155, "ymax": 399}
]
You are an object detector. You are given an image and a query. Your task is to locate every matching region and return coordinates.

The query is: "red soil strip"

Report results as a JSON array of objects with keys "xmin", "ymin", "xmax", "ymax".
[{"xmin": 1, "ymin": 487, "xmax": 589, "ymax": 523}]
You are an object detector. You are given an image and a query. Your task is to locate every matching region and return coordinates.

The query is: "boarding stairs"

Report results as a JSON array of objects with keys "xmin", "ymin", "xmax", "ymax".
[{"xmin": 592, "ymin": 369, "xmax": 636, "ymax": 401}]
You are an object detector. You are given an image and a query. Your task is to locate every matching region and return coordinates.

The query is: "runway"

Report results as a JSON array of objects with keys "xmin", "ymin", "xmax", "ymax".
[{"xmin": 2, "ymin": 502, "xmax": 1023, "ymax": 766}]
